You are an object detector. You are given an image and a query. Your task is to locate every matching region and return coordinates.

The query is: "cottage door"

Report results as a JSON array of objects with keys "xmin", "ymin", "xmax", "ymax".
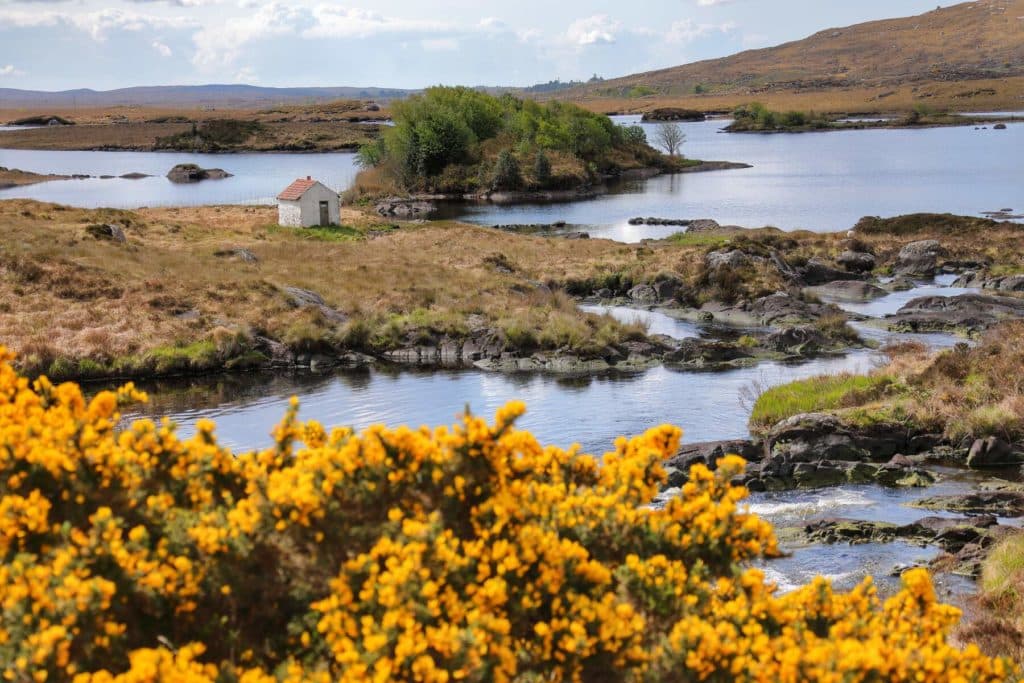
[{"xmin": 319, "ymin": 201, "xmax": 330, "ymax": 226}]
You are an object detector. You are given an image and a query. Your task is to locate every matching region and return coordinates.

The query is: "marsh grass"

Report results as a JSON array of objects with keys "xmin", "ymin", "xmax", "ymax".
[
  {"xmin": 957, "ymin": 532, "xmax": 1024, "ymax": 664},
  {"xmin": 750, "ymin": 373, "xmax": 897, "ymax": 431}
]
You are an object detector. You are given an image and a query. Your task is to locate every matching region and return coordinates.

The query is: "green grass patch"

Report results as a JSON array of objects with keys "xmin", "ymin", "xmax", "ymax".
[
  {"xmin": 981, "ymin": 533, "xmax": 1024, "ymax": 603},
  {"xmin": 750, "ymin": 373, "xmax": 896, "ymax": 431},
  {"xmin": 269, "ymin": 224, "xmax": 363, "ymax": 242},
  {"xmin": 665, "ymin": 232, "xmax": 732, "ymax": 248}
]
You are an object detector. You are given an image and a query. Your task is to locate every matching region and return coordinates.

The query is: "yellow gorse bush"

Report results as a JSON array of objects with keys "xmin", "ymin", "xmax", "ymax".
[{"xmin": 0, "ymin": 346, "xmax": 1015, "ymax": 682}]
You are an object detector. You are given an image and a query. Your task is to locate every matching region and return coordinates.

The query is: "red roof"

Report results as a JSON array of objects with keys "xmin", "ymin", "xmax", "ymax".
[{"xmin": 277, "ymin": 177, "xmax": 318, "ymax": 201}]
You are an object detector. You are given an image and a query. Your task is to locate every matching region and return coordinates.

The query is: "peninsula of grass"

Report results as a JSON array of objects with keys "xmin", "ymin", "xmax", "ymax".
[
  {"xmin": 724, "ymin": 102, "xmax": 990, "ymax": 133},
  {"xmin": 750, "ymin": 322, "xmax": 1024, "ymax": 444}
]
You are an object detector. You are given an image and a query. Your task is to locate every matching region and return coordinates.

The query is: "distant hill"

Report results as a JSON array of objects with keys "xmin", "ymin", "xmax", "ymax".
[
  {"xmin": 0, "ymin": 84, "xmax": 418, "ymax": 108},
  {"xmin": 570, "ymin": 0, "xmax": 1024, "ymax": 100}
]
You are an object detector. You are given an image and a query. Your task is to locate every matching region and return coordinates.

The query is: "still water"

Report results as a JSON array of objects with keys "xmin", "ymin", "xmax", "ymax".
[
  {"xmin": 3, "ymin": 118, "xmax": 1021, "ymax": 235},
  {"xmin": 0, "ymin": 148, "xmax": 359, "ymax": 207},
  {"xmin": 434, "ymin": 116, "xmax": 1024, "ymax": 238}
]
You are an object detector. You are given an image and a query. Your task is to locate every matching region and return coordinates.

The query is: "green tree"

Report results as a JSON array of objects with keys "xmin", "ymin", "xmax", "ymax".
[
  {"xmin": 491, "ymin": 150, "xmax": 522, "ymax": 190},
  {"xmin": 533, "ymin": 151, "xmax": 552, "ymax": 186}
]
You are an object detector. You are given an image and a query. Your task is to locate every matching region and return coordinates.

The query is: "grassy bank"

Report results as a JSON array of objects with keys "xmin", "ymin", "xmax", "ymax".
[
  {"xmin": 960, "ymin": 532, "xmax": 1024, "ymax": 665},
  {"xmin": 2, "ymin": 202, "xmax": 1023, "ymax": 382},
  {"xmin": 724, "ymin": 102, "xmax": 989, "ymax": 133},
  {"xmin": 750, "ymin": 323, "xmax": 1024, "ymax": 443},
  {"xmin": 0, "ymin": 200, "xmax": 686, "ymax": 380},
  {"xmin": 0, "ymin": 166, "xmax": 69, "ymax": 188}
]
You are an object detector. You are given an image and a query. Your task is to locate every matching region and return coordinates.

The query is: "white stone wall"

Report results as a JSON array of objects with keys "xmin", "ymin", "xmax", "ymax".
[{"xmin": 278, "ymin": 200, "xmax": 303, "ymax": 227}]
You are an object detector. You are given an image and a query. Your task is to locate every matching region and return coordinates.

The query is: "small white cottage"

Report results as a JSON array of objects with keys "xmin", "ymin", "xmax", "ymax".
[{"xmin": 276, "ymin": 177, "xmax": 340, "ymax": 228}]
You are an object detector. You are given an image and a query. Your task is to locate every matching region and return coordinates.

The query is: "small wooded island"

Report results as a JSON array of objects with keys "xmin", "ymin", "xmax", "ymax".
[{"xmin": 347, "ymin": 86, "xmax": 747, "ymax": 203}]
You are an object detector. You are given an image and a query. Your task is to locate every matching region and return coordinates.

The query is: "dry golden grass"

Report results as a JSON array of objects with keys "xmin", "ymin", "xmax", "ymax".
[
  {"xmin": 0, "ymin": 200, "xmax": 690, "ymax": 377},
  {"xmin": 0, "ymin": 100, "xmax": 387, "ymax": 125},
  {"xmin": 0, "ymin": 119, "xmax": 376, "ymax": 152},
  {"xmin": 1, "ymin": 201, "xmax": 1021, "ymax": 379},
  {"xmin": 0, "ymin": 167, "xmax": 69, "ymax": 188},
  {"xmin": 562, "ymin": 0, "xmax": 1024, "ymax": 114},
  {"xmin": 574, "ymin": 77, "xmax": 1024, "ymax": 117}
]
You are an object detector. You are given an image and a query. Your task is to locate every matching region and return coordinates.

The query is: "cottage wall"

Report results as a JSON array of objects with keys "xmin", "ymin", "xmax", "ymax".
[
  {"xmin": 278, "ymin": 200, "xmax": 303, "ymax": 227},
  {"xmin": 296, "ymin": 184, "xmax": 341, "ymax": 227}
]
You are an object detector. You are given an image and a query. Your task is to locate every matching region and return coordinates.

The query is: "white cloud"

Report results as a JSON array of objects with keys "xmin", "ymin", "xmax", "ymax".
[
  {"xmin": 302, "ymin": 6, "xmax": 451, "ymax": 39},
  {"xmin": 664, "ymin": 19, "xmax": 735, "ymax": 44},
  {"xmin": 566, "ymin": 15, "xmax": 619, "ymax": 46},
  {"xmin": 192, "ymin": 2, "xmax": 308, "ymax": 68},
  {"xmin": 0, "ymin": 8, "xmax": 196, "ymax": 41},
  {"xmin": 697, "ymin": 0, "xmax": 735, "ymax": 5},
  {"xmin": 0, "ymin": 64, "xmax": 26, "ymax": 77},
  {"xmin": 421, "ymin": 37, "xmax": 458, "ymax": 51},
  {"xmin": 234, "ymin": 65, "xmax": 258, "ymax": 82},
  {"xmin": 151, "ymin": 40, "xmax": 172, "ymax": 57}
]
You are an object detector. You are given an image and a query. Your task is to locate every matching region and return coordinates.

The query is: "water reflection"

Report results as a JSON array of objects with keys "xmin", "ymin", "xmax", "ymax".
[
  {"xmin": 435, "ymin": 117, "xmax": 1024, "ymax": 237},
  {"xmin": 118, "ymin": 350, "xmax": 882, "ymax": 453}
]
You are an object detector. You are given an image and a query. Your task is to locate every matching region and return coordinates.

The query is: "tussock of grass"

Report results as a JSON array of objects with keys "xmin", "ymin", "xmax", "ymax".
[
  {"xmin": 958, "ymin": 532, "xmax": 1024, "ymax": 665},
  {"xmin": 750, "ymin": 373, "xmax": 896, "ymax": 431}
]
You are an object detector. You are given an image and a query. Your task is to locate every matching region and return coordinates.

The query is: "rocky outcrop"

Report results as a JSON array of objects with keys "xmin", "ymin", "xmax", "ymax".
[
  {"xmin": 375, "ymin": 198, "xmax": 435, "ymax": 218},
  {"xmin": 836, "ymin": 250, "xmax": 876, "ymax": 273},
  {"xmin": 805, "ymin": 280, "xmax": 887, "ymax": 302},
  {"xmin": 628, "ymin": 217, "xmax": 690, "ymax": 227},
  {"xmin": 764, "ymin": 413, "xmax": 925, "ymax": 462},
  {"xmin": 804, "ymin": 515, "xmax": 1012, "ymax": 577},
  {"xmin": 952, "ymin": 272, "xmax": 1024, "ymax": 292},
  {"xmin": 764, "ymin": 326, "xmax": 828, "ymax": 353},
  {"xmin": 282, "ymin": 286, "xmax": 347, "ymax": 324},
  {"xmin": 641, "ymin": 108, "xmax": 705, "ymax": 122},
  {"xmin": 910, "ymin": 488, "xmax": 1024, "ymax": 516},
  {"xmin": 213, "ymin": 247, "xmax": 258, "ymax": 264},
  {"xmin": 966, "ymin": 436, "xmax": 1024, "ymax": 468},
  {"xmin": 885, "ymin": 293, "xmax": 1024, "ymax": 333},
  {"xmin": 705, "ymin": 249, "xmax": 753, "ymax": 271},
  {"xmin": 666, "ymin": 439, "xmax": 763, "ymax": 471},
  {"xmin": 663, "ymin": 339, "xmax": 755, "ymax": 369},
  {"xmin": 166, "ymin": 164, "xmax": 232, "ymax": 183},
  {"xmin": 797, "ymin": 258, "xmax": 863, "ymax": 286},
  {"xmin": 85, "ymin": 223, "xmax": 127, "ymax": 243},
  {"xmin": 894, "ymin": 240, "xmax": 946, "ymax": 277}
]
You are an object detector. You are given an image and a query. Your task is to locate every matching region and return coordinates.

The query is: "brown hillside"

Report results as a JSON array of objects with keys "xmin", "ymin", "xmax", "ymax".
[{"xmin": 571, "ymin": 0, "xmax": 1024, "ymax": 109}]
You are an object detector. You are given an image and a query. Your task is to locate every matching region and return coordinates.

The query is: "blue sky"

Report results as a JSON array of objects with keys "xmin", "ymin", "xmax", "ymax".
[{"xmin": 0, "ymin": 0, "xmax": 957, "ymax": 91}]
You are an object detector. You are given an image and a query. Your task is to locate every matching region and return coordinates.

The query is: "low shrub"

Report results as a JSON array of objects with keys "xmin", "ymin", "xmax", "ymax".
[{"xmin": 0, "ymin": 349, "xmax": 1014, "ymax": 682}]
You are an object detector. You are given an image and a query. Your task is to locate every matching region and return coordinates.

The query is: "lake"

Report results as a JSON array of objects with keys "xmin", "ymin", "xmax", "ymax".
[
  {"xmin": 2, "ymin": 118, "xmax": 1021, "ymax": 236},
  {"xmin": 0, "ymin": 148, "xmax": 359, "ymax": 208},
  {"xmin": 432, "ymin": 115, "xmax": 1024, "ymax": 238}
]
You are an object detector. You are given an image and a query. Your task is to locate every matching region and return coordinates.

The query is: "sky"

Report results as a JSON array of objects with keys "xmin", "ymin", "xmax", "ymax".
[{"xmin": 0, "ymin": 0, "xmax": 959, "ymax": 91}]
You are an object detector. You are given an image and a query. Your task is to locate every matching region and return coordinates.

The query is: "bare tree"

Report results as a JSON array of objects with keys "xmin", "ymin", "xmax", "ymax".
[{"xmin": 654, "ymin": 122, "xmax": 686, "ymax": 157}]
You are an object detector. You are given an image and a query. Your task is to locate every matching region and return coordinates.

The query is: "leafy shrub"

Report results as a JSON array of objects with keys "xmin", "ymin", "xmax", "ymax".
[
  {"xmin": 621, "ymin": 124, "xmax": 647, "ymax": 145},
  {"xmin": 0, "ymin": 349, "xmax": 1013, "ymax": 682},
  {"xmin": 490, "ymin": 150, "xmax": 522, "ymax": 191},
  {"xmin": 364, "ymin": 86, "xmax": 641, "ymax": 192},
  {"xmin": 532, "ymin": 150, "xmax": 552, "ymax": 185}
]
